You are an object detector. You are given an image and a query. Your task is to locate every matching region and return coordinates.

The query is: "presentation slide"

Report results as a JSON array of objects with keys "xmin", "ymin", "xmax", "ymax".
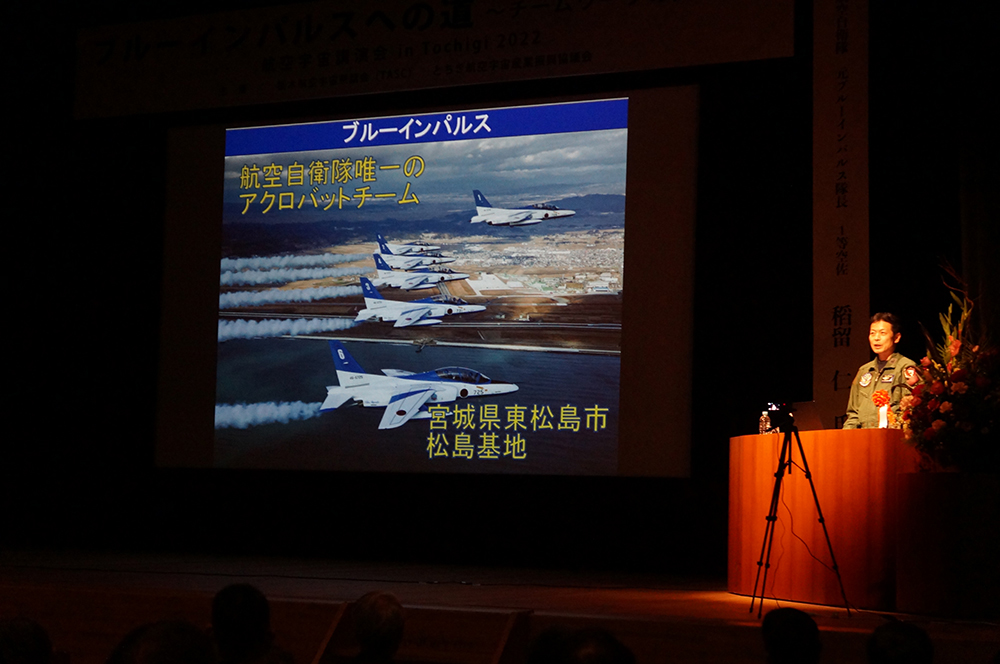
[
  {"xmin": 156, "ymin": 87, "xmax": 697, "ymax": 477},
  {"xmin": 216, "ymin": 100, "xmax": 626, "ymax": 474}
]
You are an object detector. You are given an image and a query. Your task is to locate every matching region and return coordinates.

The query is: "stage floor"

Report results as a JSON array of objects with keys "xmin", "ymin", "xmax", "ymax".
[{"xmin": 2, "ymin": 550, "xmax": 996, "ymax": 664}]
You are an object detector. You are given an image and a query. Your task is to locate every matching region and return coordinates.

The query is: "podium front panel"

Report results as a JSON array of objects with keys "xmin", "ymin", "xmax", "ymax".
[{"xmin": 728, "ymin": 429, "xmax": 916, "ymax": 610}]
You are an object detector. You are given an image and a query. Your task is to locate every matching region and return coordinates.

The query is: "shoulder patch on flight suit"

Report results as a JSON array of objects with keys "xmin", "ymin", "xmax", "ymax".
[
  {"xmin": 905, "ymin": 366, "xmax": 916, "ymax": 379},
  {"xmin": 859, "ymin": 372, "xmax": 872, "ymax": 387}
]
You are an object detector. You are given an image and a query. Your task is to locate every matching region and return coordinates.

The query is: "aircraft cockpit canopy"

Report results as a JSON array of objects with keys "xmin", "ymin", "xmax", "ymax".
[{"xmin": 435, "ymin": 367, "xmax": 490, "ymax": 384}]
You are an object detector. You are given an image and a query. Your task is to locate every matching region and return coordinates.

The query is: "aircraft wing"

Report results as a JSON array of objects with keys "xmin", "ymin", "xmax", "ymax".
[
  {"xmin": 379, "ymin": 388, "xmax": 435, "ymax": 429},
  {"xmin": 393, "ymin": 306, "xmax": 442, "ymax": 327},
  {"xmin": 484, "ymin": 212, "xmax": 534, "ymax": 225},
  {"xmin": 379, "ymin": 253, "xmax": 422, "ymax": 270},
  {"xmin": 399, "ymin": 274, "xmax": 432, "ymax": 290},
  {"xmin": 396, "ymin": 257, "xmax": 424, "ymax": 269}
]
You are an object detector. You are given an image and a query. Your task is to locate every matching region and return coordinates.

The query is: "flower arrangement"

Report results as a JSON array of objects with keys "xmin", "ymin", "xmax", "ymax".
[{"xmin": 901, "ymin": 278, "xmax": 999, "ymax": 471}]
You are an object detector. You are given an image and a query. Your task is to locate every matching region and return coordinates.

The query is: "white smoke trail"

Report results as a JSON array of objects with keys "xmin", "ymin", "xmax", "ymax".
[
  {"xmin": 221, "ymin": 253, "xmax": 367, "ymax": 272},
  {"xmin": 218, "ymin": 317, "xmax": 357, "ymax": 341},
  {"xmin": 221, "ymin": 266, "xmax": 370, "ymax": 286},
  {"xmin": 215, "ymin": 401, "xmax": 324, "ymax": 429},
  {"xmin": 220, "ymin": 285, "xmax": 362, "ymax": 308}
]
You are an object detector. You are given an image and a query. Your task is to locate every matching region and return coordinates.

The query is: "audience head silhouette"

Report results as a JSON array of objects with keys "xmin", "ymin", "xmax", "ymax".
[
  {"xmin": 761, "ymin": 608, "xmax": 821, "ymax": 664},
  {"xmin": 0, "ymin": 617, "xmax": 53, "ymax": 664},
  {"xmin": 867, "ymin": 620, "xmax": 933, "ymax": 664},
  {"xmin": 211, "ymin": 583, "xmax": 274, "ymax": 664},
  {"xmin": 527, "ymin": 626, "xmax": 635, "ymax": 664},
  {"xmin": 105, "ymin": 621, "xmax": 214, "ymax": 664},
  {"xmin": 352, "ymin": 592, "xmax": 405, "ymax": 663}
]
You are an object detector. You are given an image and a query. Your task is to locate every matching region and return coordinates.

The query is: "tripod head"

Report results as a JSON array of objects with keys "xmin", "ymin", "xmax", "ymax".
[{"xmin": 765, "ymin": 402, "xmax": 798, "ymax": 432}]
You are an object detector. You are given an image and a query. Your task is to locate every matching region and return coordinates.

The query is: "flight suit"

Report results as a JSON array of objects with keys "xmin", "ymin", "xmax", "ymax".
[{"xmin": 842, "ymin": 352, "xmax": 917, "ymax": 429}]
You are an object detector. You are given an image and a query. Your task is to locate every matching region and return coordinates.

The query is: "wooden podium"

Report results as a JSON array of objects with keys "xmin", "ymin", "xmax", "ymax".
[{"xmin": 728, "ymin": 429, "xmax": 918, "ymax": 610}]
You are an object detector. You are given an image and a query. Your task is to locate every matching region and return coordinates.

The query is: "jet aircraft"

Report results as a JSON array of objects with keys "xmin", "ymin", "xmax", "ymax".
[
  {"xmin": 370, "ymin": 254, "xmax": 471, "ymax": 290},
  {"xmin": 469, "ymin": 190, "xmax": 576, "ymax": 226},
  {"xmin": 376, "ymin": 233, "xmax": 441, "ymax": 255},
  {"xmin": 320, "ymin": 340, "xmax": 519, "ymax": 429},
  {"xmin": 354, "ymin": 277, "xmax": 484, "ymax": 327},
  {"xmin": 375, "ymin": 236, "xmax": 455, "ymax": 270}
]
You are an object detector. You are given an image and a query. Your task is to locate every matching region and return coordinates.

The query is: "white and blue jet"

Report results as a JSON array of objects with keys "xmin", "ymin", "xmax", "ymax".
[
  {"xmin": 370, "ymin": 254, "xmax": 471, "ymax": 290},
  {"xmin": 469, "ymin": 189, "xmax": 576, "ymax": 226},
  {"xmin": 375, "ymin": 235, "xmax": 455, "ymax": 270},
  {"xmin": 376, "ymin": 233, "xmax": 441, "ymax": 256},
  {"xmin": 320, "ymin": 340, "xmax": 519, "ymax": 429},
  {"xmin": 354, "ymin": 277, "xmax": 484, "ymax": 328}
]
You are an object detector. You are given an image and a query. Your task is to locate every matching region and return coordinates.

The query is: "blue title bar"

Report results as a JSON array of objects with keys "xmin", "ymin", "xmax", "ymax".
[{"xmin": 226, "ymin": 98, "xmax": 627, "ymax": 157}]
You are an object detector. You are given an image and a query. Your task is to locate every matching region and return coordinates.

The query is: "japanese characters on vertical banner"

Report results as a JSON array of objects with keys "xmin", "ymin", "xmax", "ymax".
[
  {"xmin": 814, "ymin": 0, "xmax": 869, "ymax": 429},
  {"xmin": 214, "ymin": 99, "xmax": 627, "ymax": 474}
]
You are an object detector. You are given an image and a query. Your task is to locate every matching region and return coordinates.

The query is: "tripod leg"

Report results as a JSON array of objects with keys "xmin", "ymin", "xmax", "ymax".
[
  {"xmin": 793, "ymin": 427, "xmax": 852, "ymax": 616},
  {"xmin": 750, "ymin": 432, "xmax": 792, "ymax": 616}
]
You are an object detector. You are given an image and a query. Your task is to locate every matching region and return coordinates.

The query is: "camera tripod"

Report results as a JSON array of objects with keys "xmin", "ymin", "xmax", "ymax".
[{"xmin": 749, "ymin": 424, "xmax": 851, "ymax": 618}]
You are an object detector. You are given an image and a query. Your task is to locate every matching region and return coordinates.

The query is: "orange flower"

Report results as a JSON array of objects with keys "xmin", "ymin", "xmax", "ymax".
[
  {"xmin": 948, "ymin": 336, "xmax": 962, "ymax": 357},
  {"xmin": 871, "ymin": 390, "xmax": 890, "ymax": 407}
]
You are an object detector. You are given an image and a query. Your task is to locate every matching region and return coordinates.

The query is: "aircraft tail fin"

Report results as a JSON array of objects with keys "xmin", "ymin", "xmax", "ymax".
[
  {"xmin": 375, "ymin": 234, "xmax": 393, "ymax": 254},
  {"xmin": 329, "ymin": 340, "xmax": 365, "ymax": 376},
  {"xmin": 360, "ymin": 277, "xmax": 383, "ymax": 300},
  {"xmin": 473, "ymin": 189, "xmax": 491, "ymax": 208},
  {"xmin": 373, "ymin": 253, "xmax": 393, "ymax": 271}
]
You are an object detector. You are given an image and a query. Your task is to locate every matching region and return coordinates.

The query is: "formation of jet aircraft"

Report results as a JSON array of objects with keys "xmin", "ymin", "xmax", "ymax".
[
  {"xmin": 469, "ymin": 190, "xmax": 576, "ymax": 226},
  {"xmin": 375, "ymin": 235, "xmax": 456, "ymax": 270},
  {"xmin": 320, "ymin": 340, "xmax": 519, "ymax": 429},
  {"xmin": 376, "ymin": 233, "xmax": 440, "ymax": 255},
  {"xmin": 370, "ymin": 254, "xmax": 471, "ymax": 290},
  {"xmin": 354, "ymin": 277, "xmax": 484, "ymax": 327}
]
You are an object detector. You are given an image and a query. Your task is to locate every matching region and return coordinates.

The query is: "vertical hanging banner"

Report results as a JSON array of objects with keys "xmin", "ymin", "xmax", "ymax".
[{"xmin": 813, "ymin": 0, "xmax": 870, "ymax": 428}]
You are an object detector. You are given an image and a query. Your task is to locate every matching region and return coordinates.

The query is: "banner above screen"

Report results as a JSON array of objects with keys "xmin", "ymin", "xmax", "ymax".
[{"xmin": 75, "ymin": 0, "xmax": 791, "ymax": 118}]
